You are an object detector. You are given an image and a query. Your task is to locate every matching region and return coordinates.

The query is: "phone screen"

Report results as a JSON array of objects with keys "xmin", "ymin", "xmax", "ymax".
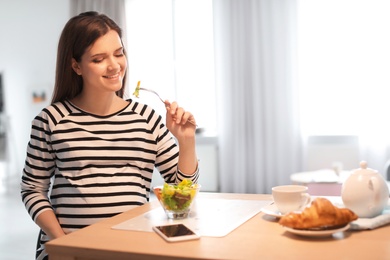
[{"xmin": 154, "ymin": 224, "xmax": 196, "ymax": 237}]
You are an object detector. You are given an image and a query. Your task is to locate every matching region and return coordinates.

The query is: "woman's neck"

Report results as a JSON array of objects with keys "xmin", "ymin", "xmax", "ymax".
[{"xmin": 70, "ymin": 92, "xmax": 128, "ymax": 116}]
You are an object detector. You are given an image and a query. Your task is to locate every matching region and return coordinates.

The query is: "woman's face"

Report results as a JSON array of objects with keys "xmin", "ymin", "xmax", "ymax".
[{"xmin": 72, "ymin": 29, "xmax": 127, "ymax": 94}]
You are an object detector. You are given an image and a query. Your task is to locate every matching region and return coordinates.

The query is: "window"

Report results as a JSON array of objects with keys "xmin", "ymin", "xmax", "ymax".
[
  {"xmin": 298, "ymin": 0, "xmax": 390, "ymax": 140},
  {"xmin": 125, "ymin": 0, "xmax": 216, "ymax": 133}
]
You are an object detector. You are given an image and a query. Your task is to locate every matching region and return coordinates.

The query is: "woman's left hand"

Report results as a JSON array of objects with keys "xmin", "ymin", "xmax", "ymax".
[{"xmin": 164, "ymin": 100, "xmax": 196, "ymax": 139}]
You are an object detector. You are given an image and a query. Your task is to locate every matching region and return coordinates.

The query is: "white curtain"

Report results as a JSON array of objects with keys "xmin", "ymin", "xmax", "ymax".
[
  {"xmin": 297, "ymin": 0, "xmax": 390, "ymax": 176},
  {"xmin": 213, "ymin": 0, "xmax": 302, "ymax": 193}
]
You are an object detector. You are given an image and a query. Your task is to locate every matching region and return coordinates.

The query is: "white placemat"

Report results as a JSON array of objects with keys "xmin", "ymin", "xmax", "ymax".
[
  {"xmin": 349, "ymin": 207, "xmax": 390, "ymax": 230},
  {"xmin": 112, "ymin": 198, "xmax": 270, "ymax": 237}
]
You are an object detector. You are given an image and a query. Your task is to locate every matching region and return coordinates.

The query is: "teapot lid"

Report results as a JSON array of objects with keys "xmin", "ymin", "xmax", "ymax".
[
  {"xmin": 360, "ymin": 161, "xmax": 368, "ymax": 169},
  {"xmin": 353, "ymin": 161, "xmax": 378, "ymax": 174}
]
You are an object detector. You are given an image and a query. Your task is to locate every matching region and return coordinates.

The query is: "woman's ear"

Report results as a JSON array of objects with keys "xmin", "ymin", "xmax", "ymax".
[{"xmin": 71, "ymin": 58, "xmax": 82, "ymax": 75}]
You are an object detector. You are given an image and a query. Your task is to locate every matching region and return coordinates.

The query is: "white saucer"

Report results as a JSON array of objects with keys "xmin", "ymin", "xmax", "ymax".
[
  {"xmin": 282, "ymin": 224, "xmax": 350, "ymax": 237},
  {"xmin": 260, "ymin": 203, "xmax": 284, "ymax": 218}
]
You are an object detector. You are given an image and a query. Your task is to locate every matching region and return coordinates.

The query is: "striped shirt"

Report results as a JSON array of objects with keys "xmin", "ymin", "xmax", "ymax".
[{"xmin": 21, "ymin": 99, "xmax": 199, "ymax": 259}]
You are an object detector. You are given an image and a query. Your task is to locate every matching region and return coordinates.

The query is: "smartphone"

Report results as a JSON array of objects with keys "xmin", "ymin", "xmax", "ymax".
[{"xmin": 153, "ymin": 224, "xmax": 200, "ymax": 242}]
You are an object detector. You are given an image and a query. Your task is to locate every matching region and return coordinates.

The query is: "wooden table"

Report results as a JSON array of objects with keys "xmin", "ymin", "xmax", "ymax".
[{"xmin": 46, "ymin": 193, "xmax": 390, "ymax": 260}]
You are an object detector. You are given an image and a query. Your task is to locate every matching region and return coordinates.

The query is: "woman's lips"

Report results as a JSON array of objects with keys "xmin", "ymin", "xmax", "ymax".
[{"xmin": 103, "ymin": 72, "xmax": 120, "ymax": 79}]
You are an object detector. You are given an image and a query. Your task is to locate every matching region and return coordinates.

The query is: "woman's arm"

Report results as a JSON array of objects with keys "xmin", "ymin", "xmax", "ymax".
[
  {"xmin": 164, "ymin": 101, "xmax": 198, "ymax": 174},
  {"xmin": 35, "ymin": 210, "xmax": 66, "ymax": 240},
  {"xmin": 176, "ymin": 135, "xmax": 198, "ymax": 174}
]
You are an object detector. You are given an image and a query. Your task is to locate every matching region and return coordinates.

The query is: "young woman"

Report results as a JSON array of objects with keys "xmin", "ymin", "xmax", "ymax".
[{"xmin": 20, "ymin": 11, "xmax": 199, "ymax": 260}]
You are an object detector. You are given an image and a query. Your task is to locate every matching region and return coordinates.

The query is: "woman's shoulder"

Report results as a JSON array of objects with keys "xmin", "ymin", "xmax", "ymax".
[
  {"xmin": 41, "ymin": 100, "xmax": 72, "ymax": 114},
  {"xmin": 127, "ymin": 99, "xmax": 160, "ymax": 116},
  {"xmin": 126, "ymin": 98, "xmax": 165, "ymax": 126},
  {"xmin": 34, "ymin": 100, "xmax": 74, "ymax": 123}
]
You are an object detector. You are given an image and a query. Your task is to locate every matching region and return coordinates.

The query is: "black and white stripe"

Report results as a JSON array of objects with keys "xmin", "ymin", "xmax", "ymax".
[{"xmin": 21, "ymin": 99, "xmax": 199, "ymax": 259}]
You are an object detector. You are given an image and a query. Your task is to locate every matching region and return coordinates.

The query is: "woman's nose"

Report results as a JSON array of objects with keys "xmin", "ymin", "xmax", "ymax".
[{"xmin": 107, "ymin": 57, "xmax": 121, "ymax": 71}]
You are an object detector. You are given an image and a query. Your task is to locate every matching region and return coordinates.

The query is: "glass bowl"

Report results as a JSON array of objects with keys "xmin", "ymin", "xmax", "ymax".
[{"xmin": 153, "ymin": 182, "xmax": 201, "ymax": 219}]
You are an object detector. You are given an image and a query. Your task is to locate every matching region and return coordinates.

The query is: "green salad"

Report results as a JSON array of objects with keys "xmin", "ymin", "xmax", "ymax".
[
  {"xmin": 133, "ymin": 81, "xmax": 140, "ymax": 98},
  {"xmin": 161, "ymin": 179, "xmax": 199, "ymax": 211}
]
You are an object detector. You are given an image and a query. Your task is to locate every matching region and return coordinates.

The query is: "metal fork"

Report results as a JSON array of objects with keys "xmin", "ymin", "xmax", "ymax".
[
  {"xmin": 135, "ymin": 84, "xmax": 197, "ymax": 127},
  {"xmin": 139, "ymin": 87, "xmax": 165, "ymax": 103}
]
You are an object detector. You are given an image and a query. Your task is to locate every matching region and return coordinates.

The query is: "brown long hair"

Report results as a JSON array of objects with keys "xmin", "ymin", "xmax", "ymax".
[{"xmin": 51, "ymin": 11, "xmax": 127, "ymax": 103}]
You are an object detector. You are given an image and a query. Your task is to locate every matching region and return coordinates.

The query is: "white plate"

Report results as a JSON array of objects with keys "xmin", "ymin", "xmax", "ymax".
[
  {"xmin": 260, "ymin": 203, "xmax": 284, "ymax": 218},
  {"xmin": 282, "ymin": 224, "xmax": 350, "ymax": 237}
]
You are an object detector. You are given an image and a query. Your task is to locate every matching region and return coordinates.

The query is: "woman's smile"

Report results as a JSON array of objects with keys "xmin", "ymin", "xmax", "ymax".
[{"xmin": 103, "ymin": 72, "xmax": 121, "ymax": 80}]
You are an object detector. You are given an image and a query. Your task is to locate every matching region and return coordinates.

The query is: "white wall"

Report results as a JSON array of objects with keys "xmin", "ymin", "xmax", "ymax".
[{"xmin": 0, "ymin": 0, "xmax": 70, "ymax": 180}]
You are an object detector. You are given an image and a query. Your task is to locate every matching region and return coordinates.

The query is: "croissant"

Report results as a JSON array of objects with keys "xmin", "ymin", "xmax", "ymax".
[{"xmin": 279, "ymin": 197, "xmax": 358, "ymax": 229}]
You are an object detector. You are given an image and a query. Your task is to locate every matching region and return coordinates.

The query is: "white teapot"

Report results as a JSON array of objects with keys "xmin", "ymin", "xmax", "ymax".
[{"xmin": 341, "ymin": 161, "xmax": 389, "ymax": 218}]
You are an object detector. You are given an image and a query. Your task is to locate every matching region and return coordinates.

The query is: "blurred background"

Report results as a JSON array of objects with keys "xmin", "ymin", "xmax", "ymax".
[{"xmin": 1, "ymin": 0, "xmax": 390, "ymax": 258}]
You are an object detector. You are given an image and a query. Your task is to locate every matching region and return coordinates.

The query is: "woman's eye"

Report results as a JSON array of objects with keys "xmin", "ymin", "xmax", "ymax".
[{"xmin": 92, "ymin": 59, "xmax": 103, "ymax": 63}]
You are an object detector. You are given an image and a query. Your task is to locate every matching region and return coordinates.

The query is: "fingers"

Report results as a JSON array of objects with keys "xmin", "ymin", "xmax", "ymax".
[
  {"xmin": 165, "ymin": 101, "xmax": 195, "ymax": 125},
  {"xmin": 163, "ymin": 100, "xmax": 171, "ymax": 110}
]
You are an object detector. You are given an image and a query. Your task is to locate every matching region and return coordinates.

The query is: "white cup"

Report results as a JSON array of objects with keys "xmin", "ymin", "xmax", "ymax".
[{"xmin": 272, "ymin": 185, "xmax": 311, "ymax": 214}]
